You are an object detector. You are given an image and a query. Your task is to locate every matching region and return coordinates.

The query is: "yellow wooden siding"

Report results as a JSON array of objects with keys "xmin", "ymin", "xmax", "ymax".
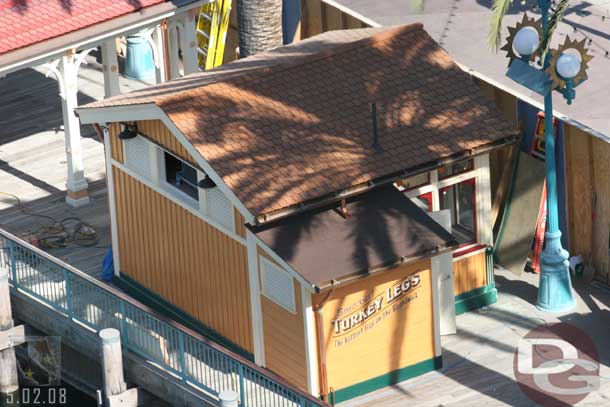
[
  {"xmin": 261, "ymin": 285, "xmax": 308, "ymax": 390},
  {"xmin": 313, "ymin": 259, "xmax": 434, "ymax": 394},
  {"xmin": 257, "ymin": 249, "xmax": 309, "ymax": 389},
  {"xmin": 234, "ymin": 208, "xmax": 246, "ymax": 238},
  {"xmin": 108, "ymin": 122, "xmax": 124, "ymax": 163},
  {"xmin": 453, "ymin": 251, "xmax": 487, "ymax": 296},
  {"xmin": 136, "ymin": 120, "xmax": 197, "ymax": 164},
  {"xmin": 112, "ymin": 166, "xmax": 253, "ymax": 353}
]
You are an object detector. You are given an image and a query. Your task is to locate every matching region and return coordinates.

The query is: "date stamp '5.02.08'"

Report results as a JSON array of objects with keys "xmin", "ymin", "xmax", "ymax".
[{"xmin": 1, "ymin": 335, "xmax": 71, "ymax": 406}]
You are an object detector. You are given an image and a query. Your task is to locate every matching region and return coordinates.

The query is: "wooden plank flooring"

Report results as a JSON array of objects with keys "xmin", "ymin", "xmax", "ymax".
[
  {"xmin": 0, "ymin": 52, "xmax": 151, "ymax": 278},
  {"xmin": 0, "ymin": 180, "xmax": 111, "ymax": 278}
]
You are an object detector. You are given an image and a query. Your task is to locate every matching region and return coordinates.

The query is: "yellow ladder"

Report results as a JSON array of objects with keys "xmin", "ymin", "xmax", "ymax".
[{"xmin": 196, "ymin": 0, "xmax": 232, "ymax": 70}]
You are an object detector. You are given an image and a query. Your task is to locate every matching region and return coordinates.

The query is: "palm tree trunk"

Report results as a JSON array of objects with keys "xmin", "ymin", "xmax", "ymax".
[{"xmin": 236, "ymin": 0, "xmax": 283, "ymax": 58}]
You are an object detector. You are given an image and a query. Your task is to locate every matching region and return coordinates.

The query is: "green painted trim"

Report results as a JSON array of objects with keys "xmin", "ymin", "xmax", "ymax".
[
  {"xmin": 113, "ymin": 274, "xmax": 254, "ymax": 361},
  {"xmin": 329, "ymin": 356, "xmax": 442, "ymax": 404},
  {"xmin": 454, "ymin": 284, "xmax": 497, "ymax": 315}
]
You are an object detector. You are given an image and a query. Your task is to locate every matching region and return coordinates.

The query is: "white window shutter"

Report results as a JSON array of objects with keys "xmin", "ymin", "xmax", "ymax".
[
  {"xmin": 261, "ymin": 259, "xmax": 296, "ymax": 313},
  {"xmin": 123, "ymin": 137, "xmax": 154, "ymax": 180},
  {"xmin": 206, "ymin": 187, "xmax": 234, "ymax": 230}
]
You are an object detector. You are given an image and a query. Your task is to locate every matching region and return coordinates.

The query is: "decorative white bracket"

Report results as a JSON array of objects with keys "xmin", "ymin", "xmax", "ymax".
[{"xmin": 42, "ymin": 47, "xmax": 95, "ymax": 98}]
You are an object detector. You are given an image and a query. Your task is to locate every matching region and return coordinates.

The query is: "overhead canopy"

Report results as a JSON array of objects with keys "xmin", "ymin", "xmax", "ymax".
[
  {"xmin": 251, "ymin": 185, "xmax": 457, "ymax": 288},
  {"xmin": 0, "ymin": 0, "xmax": 202, "ymax": 74}
]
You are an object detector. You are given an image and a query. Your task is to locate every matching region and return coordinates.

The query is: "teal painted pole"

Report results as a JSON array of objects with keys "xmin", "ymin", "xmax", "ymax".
[{"xmin": 536, "ymin": 0, "xmax": 576, "ymax": 312}]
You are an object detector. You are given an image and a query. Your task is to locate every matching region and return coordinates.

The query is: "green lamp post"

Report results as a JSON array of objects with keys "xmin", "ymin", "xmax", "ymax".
[{"xmin": 493, "ymin": 0, "xmax": 593, "ymax": 312}]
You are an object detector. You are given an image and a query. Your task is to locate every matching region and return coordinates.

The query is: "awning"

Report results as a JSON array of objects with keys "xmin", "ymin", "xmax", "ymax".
[{"xmin": 251, "ymin": 185, "xmax": 457, "ymax": 288}]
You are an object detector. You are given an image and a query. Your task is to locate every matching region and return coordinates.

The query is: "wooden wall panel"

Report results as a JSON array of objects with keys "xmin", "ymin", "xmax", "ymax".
[
  {"xmin": 453, "ymin": 251, "xmax": 487, "ymax": 296},
  {"xmin": 234, "ymin": 208, "xmax": 246, "ymax": 238},
  {"xmin": 223, "ymin": 5, "xmax": 239, "ymax": 63},
  {"xmin": 590, "ymin": 136, "xmax": 610, "ymax": 283},
  {"xmin": 113, "ymin": 166, "xmax": 253, "ymax": 353},
  {"xmin": 108, "ymin": 122, "xmax": 124, "ymax": 163},
  {"xmin": 261, "ymin": 282, "xmax": 308, "ymax": 390},
  {"xmin": 313, "ymin": 259, "xmax": 434, "ymax": 394},
  {"xmin": 565, "ymin": 124, "xmax": 594, "ymax": 263},
  {"xmin": 136, "ymin": 120, "xmax": 196, "ymax": 164},
  {"xmin": 257, "ymin": 248, "xmax": 309, "ymax": 389},
  {"xmin": 300, "ymin": 0, "xmax": 370, "ymax": 40}
]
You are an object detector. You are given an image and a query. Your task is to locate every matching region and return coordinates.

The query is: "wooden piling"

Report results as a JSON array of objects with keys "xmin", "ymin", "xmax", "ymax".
[
  {"xmin": 0, "ymin": 269, "xmax": 18, "ymax": 395},
  {"xmin": 219, "ymin": 390, "xmax": 238, "ymax": 407},
  {"xmin": 99, "ymin": 328, "xmax": 127, "ymax": 400}
]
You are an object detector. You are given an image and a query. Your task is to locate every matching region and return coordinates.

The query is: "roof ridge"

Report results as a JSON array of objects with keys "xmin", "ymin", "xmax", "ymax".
[{"xmin": 159, "ymin": 24, "xmax": 424, "ymax": 103}]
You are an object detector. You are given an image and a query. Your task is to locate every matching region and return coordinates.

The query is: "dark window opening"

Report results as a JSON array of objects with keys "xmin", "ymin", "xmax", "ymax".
[
  {"xmin": 164, "ymin": 152, "xmax": 198, "ymax": 200},
  {"xmin": 438, "ymin": 159, "xmax": 474, "ymax": 180},
  {"xmin": 440, "ymin": 178, "xmax": 476, "ymax": 244}
]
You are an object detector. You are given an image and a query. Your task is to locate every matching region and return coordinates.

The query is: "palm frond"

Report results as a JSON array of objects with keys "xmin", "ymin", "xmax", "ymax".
[
  {"xmin": 540, "ymin": 0, "xmax": 570, "ymax": 57},
  {"xmin": 488, "ymin": 0, "xmax": 513, "ymax": 51}
]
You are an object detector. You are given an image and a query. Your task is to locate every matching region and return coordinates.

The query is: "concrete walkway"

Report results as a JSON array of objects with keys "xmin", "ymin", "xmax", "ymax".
[{"xmin": 343, "ymin": 268, "xmax": 610, "ymax": 406}]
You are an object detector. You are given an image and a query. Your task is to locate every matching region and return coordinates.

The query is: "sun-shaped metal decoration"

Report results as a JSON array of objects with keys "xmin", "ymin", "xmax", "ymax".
[
  {"xmin": 501, "ymin": 13, "xmax": 543, "ymax": 66},
  {"xmin": 546, "ymin": 36, "xmax": 593, "ymax": 90}
]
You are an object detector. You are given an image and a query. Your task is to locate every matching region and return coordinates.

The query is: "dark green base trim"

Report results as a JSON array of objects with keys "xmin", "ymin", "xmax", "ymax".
[
  {"xmin": 113, "ymin": 274, "xmax": 254, "ymax": 361},
  {"xmin": 329, "ymin": 356, "xmax": 442, "ymax": 404},
  {"xmin": 454, "ymin": 284, "xmax": 497, "ymax": 316}
]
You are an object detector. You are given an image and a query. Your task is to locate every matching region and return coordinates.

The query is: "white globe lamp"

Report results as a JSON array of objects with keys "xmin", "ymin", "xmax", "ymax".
[
  {"xmin": 556, "ymin": 53, "xmax": 581, "ymax": 79},
  {"xmin": 513, "ymin": 27, "xmax": 540, "ymax": 57}
]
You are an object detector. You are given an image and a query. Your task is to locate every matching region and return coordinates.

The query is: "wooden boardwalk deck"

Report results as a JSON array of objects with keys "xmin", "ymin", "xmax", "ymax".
[
  {"xmin": 0, "ymin": 52, "xmax": 150, "ymax": 277},
  {"xmin": 0, "ymin": 180, "xmax": 111, "ymax": 278}
]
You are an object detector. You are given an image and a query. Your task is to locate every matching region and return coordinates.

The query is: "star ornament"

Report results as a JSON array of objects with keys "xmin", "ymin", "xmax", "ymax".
[
  {"xmin": 546, "ymin": 36, "xmax": 594, "ymax": 90},
  {"xmin": 501, "ymin": 14, "xmax": 543, "ymax": 66}
]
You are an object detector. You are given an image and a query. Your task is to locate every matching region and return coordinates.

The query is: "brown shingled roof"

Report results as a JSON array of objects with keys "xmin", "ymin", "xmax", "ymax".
[{"xmin": 83, "ymin": 24, "xmax": 518, "ymax": 217}]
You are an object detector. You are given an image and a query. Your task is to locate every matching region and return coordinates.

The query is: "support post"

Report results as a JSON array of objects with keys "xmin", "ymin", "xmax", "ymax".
[
  {"xmin": 101, "ymin": 39, "xmax": 121, "ymax": 98},
  {"xmin": 100, "ymin": 329, "xmax": 128, "ymax": 404},
  {"xmin": 178, "ymin": 11, "xmax": 199, "ymax": 76},
  {"xmin": 168, "ymin": 21, "xmax": 181, "ymax": 80},
  {"xmin": 152, "ymin": 24, "xmax": 168, "ymax": 84},
  {"xmin": 0, "ymin": 270, "xmax": 18, "ymax": 396},
  {"xmin": 59, "ymin": 51, "xmax": 89, "ymax": 207},
  {"xmin": 219, "ymin": 390, "xmax": 238, "ymax": 407}
]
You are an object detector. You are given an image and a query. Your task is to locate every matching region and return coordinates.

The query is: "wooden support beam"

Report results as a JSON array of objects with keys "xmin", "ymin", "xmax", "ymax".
[
  {"xmin": 167, "ymin": 21, "xmax": 181, "ymax": 80},
  {"xmin": 59, "ymin": 50, "xmax": 90, "ymax": 207},
  {"xmin": 0, "ymin": 325, "xmax": 26, "ymax": 351},
  {"xmin": 178, "ymin": 11, "xmax": 199, "ymax": 76},
  {"xmin": 101, "ymin": 39, "xmax": 121, "ymax": 98},
  {"xmin": 152, "ymin": 24, "xmax": 168, "ymax": 84}
]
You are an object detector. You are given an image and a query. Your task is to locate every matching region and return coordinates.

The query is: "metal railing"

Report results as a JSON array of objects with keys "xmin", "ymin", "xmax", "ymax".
[{"xmin": 0, "ymin": 228, "xmax": 326, "ymax": 407}]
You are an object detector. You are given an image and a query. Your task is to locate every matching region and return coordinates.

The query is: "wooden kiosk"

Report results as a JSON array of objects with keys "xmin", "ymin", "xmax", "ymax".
[{"xmin": 77, "ymin": 24, "xmax": 517, "ymax": 403}]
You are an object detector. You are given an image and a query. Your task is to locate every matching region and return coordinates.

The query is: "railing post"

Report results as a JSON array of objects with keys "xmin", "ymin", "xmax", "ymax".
[
  {"xmin": 237, "ymin": 363, "xmax": 245, "ymax": 406},
  {"xmin": 7, "ymin": 241, "xmax": 17, "ymax": 285},
  {"xmin": 119, "ymin": 302, "xmax": 129, "ymax": 349},
  {"xmin": 178, "ymin": 331, "xmax": 187, "ymax": 383},
  {"xmin": 63, "ymin": 269, "xmax": 72, "ymax": 319}
]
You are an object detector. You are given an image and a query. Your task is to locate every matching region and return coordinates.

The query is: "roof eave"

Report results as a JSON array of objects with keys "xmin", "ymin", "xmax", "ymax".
[
  {"xmin": 253, "ymin": 132, "xmax": 519, "ymax": 225},
  {"xmin": 76, "ymin": 103, "xmax": 161, "ymax": 124}
]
